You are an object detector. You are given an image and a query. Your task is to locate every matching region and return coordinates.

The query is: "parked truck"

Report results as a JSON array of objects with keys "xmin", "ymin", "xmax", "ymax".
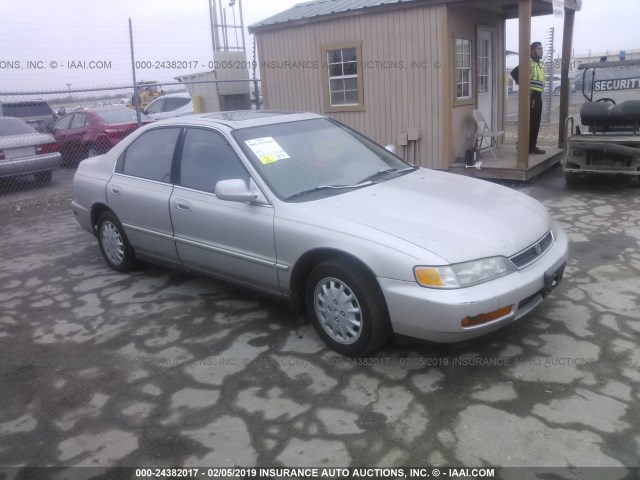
[{"xmin": 563, "ymin": 59, "xmax": 640, "ymax": 184}]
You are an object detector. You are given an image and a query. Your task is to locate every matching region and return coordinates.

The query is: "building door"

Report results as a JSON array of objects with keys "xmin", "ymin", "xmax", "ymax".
[{"xmin": 477, "ymin": 29, "xmax": 495, "ymax": 149}]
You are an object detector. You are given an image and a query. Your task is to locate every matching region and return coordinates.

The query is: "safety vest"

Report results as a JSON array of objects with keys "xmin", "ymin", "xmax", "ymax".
[{"xmin": 530, "ymin": 60, "xmax": 545, "ymax": 92}]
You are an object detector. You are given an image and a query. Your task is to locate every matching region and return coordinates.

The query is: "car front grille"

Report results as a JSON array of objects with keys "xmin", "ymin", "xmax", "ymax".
[{"xmin": 509, "ymin": 230, "xmax": 554, "ymax": 269}]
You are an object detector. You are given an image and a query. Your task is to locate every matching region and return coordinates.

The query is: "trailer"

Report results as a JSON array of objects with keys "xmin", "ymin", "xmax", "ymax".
[{"xmin": 563, "ymin": 59, "xmax": 640, "ymax": 184}]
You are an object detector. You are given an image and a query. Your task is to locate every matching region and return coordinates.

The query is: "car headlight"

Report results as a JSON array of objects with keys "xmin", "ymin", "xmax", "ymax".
[{"xmin": 414, "ymin": 257, "xmax": 515, "ymax": 289}]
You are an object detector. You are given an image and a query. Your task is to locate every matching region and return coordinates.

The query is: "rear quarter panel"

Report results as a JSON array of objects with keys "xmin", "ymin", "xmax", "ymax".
[{"xmin": 71, "ymin": 154, "xmax": 115, "ymax": 233}]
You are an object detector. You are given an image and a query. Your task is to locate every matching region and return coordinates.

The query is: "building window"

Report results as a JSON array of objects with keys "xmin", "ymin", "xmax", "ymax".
[
  {"xmin": 477, "ymin": 38, "xmax": 489, "ymax": 94},
  {"xmin": 328, "ymin": 47, "xmax": 358, "ymax": 105},
  {"xmin": 322, "ymin": 42, "xmax": 364, "ymax": 112},
  {"xmin": 456, "ymin": 38, "xmax": 472, "ymax": 99}
]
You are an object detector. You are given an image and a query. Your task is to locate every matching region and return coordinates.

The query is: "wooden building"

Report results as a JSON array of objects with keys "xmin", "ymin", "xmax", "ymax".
[{"xmin": 250, "ymin": 0, "xmax": 581, "ymax": 175}]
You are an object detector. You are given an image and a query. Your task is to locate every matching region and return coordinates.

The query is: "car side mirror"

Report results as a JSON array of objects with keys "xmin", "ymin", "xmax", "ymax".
[
  {"xmin": 57, "ymin": 107, "xmax": 66, "ymax": 116},
  {"xmin": 215, "ymin": 179, "xmax": 267, "ymax": 204}
]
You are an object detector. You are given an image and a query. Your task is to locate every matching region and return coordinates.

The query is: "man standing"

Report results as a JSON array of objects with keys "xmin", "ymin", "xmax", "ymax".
[{"xmin": 511, "ymin": 42, "xmax": 546, "ymax": 154}]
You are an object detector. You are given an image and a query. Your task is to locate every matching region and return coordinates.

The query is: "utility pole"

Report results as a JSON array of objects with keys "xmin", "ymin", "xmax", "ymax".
[
  {"xmin": 544, "ymin": 27, "xmax": 554, "ymax": 124},
  {"xmin": 128, "ymin": 18, "xmax": 142, "ymax": 127}
]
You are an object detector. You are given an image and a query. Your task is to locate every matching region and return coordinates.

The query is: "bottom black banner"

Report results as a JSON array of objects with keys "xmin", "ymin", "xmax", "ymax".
[{"xmin": 0, "ymin": 467, "xmax": 638, "ymax": 480}]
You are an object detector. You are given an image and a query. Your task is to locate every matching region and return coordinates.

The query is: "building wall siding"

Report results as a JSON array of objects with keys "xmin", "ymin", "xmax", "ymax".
[{"xmin": 256, "ymin": 5, "xmax": 449, "ymax": 169}]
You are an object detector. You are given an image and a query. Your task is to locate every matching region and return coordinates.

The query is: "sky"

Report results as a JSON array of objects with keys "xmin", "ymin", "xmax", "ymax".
[{"xmin": 0, "ymin": 0, "xmax": 638, "ymax": 93}]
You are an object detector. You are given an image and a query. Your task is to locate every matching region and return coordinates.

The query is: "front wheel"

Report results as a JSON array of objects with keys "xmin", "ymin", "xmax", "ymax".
[
  {"xmin": 565, "ymin": 171, "xmax": 583, "ymax": 186},
  {"xmin": 305, "ymin": 260, "xmax": 391, "ymax": 357},
  {"xmin": 97, "ymin": 211, "xmax": 135, "ymax": 272}
]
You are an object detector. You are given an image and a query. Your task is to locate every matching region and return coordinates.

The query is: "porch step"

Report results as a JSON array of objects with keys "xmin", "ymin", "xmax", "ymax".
[{"xmin": 448, "ymin": 145, "xmax": 564, "ymax": 181}]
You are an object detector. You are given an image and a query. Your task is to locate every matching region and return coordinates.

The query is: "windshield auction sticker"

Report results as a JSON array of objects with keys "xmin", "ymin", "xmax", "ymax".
[{"xmin": 245, "ymin": 137, "xmax": 290, "ymax": 165}]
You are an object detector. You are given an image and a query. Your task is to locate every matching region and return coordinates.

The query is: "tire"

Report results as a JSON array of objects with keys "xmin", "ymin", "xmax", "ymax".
[
  {"xmin": 553, "ymin": 87, "xmax": 561, "ymax": 96},
  {"xmin": 86, "ymin": 144, "xmax": 99, "ymax": 158},
  {"xmin": 305, "ymin": 259, "xmax": 391, "ymax": 357},
  {"xmin": 97, "ymin": 211, "xmax": 135, "ymax": 272},
  {"xmin": 565, "ymin": 171, "xmax": 582, "ymax": 186},
  {"xmin": 34, "ymin": 170, "xmax": 52, "ymax": 185}
]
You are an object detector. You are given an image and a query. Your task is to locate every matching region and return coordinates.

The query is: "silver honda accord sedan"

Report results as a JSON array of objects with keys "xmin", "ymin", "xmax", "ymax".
[{"xmin": 72, "ymin": 111, "xmax": 568, "ymax": 356}]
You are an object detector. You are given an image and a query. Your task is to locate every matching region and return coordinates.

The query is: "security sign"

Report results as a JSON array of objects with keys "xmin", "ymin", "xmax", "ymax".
[{"xmin": 594, "ymin": 77, "xmax": 640, "ymax": 92}]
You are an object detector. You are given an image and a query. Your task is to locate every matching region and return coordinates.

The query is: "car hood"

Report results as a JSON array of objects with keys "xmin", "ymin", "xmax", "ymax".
[{"xmin": 304, "ymin": 169, "xmax": 550, "ymax": 264}]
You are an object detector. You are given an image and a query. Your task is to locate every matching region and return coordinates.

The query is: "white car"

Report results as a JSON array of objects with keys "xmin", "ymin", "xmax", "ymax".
[
  {"xmin": 545, "ymin": 75, "xmax": 561, "ymax": 95},
  {"xmin": 71, "ymin": 111, "xmax": 569, "ymax": 356},
  {"xmin": 144, "ymin": 92, "xmax": 193, "ymax": 120}
]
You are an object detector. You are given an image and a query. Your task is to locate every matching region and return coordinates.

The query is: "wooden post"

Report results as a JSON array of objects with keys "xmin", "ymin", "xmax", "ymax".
[
  {"xmin": 517, "ymin": 0, "xmax": 532, "ymax": 169},
  {"xmin": 558, "ymin": 7, "xmax": 576, "ymax": 148},
  {"xmin": 440, "ymin": 5, "xmax": 452, "ymax": 169}
]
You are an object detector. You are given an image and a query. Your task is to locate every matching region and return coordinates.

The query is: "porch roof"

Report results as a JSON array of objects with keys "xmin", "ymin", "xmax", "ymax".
[{"xmin": 249, "ymin": 0, "xmax": 581, "ymax": 34}]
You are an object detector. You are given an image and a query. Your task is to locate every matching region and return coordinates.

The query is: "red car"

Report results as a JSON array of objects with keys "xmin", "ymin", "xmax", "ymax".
[{"xmin": 51, "ymin": 107, "xmax": 152, "ymax": 163}]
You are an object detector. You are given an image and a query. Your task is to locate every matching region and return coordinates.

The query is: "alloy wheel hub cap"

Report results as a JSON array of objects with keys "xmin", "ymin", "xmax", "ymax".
[
  {"xmin": 101, "ymin": 221, "xmax": 124, "ymax": 265},
  {"xmin": 314, "ymin": 277, "xmax": 362, "ymax": 344}
]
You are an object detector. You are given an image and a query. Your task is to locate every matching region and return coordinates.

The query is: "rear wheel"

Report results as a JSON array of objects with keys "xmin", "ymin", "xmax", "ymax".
[
  {"xmin": 305, "ymin": 259, "xmax": 391, "ymax": 357},
  {"xmin": 86, "ymin": 144, "xmax": 99, "ymax": 158},
  {"xmin": 34, "ymin": 170, "xmax": 52, "ymax": 185},
  {"xmin": 97, "ymin": 211, "xmax": 135, "ymax": 272}
]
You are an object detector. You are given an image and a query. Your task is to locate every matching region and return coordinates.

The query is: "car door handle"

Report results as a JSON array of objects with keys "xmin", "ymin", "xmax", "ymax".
[
  {"xmin": 174, "ymin": 199, "xmax": 192, "ymax": 212},
  {"xmin": 109, "ymin": 185, "xmax": 121, "ymax": 195}
]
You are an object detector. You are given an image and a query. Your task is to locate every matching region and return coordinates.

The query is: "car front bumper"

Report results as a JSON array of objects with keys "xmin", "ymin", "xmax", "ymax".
[
  {"xmin": 379, "ymin": 225, "xmax": 569, "ymax": 343},
  {"xmin": 0, "ymin": 152, "xmax": 62, "ymax": 178}
]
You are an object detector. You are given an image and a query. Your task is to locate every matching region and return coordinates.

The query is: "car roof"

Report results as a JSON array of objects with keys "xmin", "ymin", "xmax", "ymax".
[
  {"xmin": 71, "ymin": 106, "xmax": 135, "ymax": 113},
  {"xmin": 0, "ymin": 99, "xmax": 50, "ymax": 106},
  {"xmin": 152, "ymin": 110, "xmax": 324, "ymax": 128}
]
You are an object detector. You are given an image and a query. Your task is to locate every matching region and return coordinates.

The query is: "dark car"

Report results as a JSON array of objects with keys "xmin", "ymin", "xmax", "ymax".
[
  {"xmin": 51, "ymin": 107, "xmax": 152, "ymax": 163},
  {"xmin": 0, "ymin": 100, "xmax": 57, "ymax": 133}
]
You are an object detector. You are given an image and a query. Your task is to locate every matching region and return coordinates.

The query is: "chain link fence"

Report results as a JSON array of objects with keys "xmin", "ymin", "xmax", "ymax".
[{"xmin": 0, "ymin": 79, "xmax": 260, "ymax": 196}]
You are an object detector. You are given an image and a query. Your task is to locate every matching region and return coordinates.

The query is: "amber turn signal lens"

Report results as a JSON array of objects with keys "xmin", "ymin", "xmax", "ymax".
[{"xmin": 461, "ymin": 306, "xmax": 513, "ymax": 328}]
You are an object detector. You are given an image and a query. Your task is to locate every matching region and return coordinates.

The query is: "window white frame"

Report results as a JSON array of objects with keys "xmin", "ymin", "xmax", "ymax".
[
  {"xmin": 455, "ymin": 38, "xmax": 473, "ymax": 100},
  {"xmin": 321, "ymin": 42, "xmax": 364, "ymax": 113}
]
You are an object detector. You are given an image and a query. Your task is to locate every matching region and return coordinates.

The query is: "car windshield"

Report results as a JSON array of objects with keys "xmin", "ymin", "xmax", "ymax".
[
  {"xmin": 233, "ymin": 118, "xmax": 411, "ymax": 201},
  {"xmin": 1, "ymin": 102, "xmax": 53, "ymax": 117},
  {"xmin": 96, "ymin": 109, "xmax": 151, "ymax": 124},
  {"xmin": 0, "ymin": 118, "xmax": 37, "ymax": 136}
]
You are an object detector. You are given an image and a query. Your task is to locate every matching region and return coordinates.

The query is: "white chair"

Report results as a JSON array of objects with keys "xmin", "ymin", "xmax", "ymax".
[{"xmin": 472, "ymin": 109, "xmax": 504, "ymax": 162}]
